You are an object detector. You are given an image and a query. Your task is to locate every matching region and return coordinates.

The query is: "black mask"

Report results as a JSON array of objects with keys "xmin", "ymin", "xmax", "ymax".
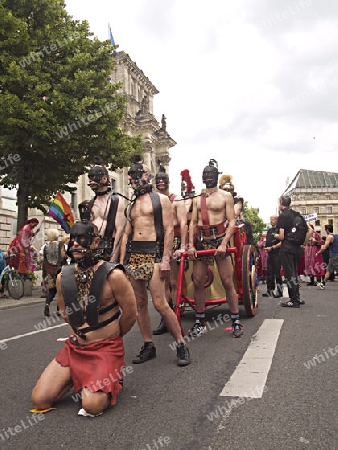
[
  {"xmin": 68, "ymin": 221, "xmax": 101, "ymax": 269},
  {"xmin": 128, "ymin": 163, "xmax": 145, "ymax": 181},
  {"xmin": 69, "ymin": 220, "xmax": 98, "ymax": 247},
  {"xmin": 155, "ymin": 172, "xmax": 169, "ymax": 190},
  {"xmin": 128, "ymin": 163, "xmax": 153, "ymax": 196},
  {"xmin": 202, "ymin": 166, "xmax": 218, "ymax": 188},
  {"xmin": 88, "ymin": 165, "xmax": 109, "ymax": 190}
]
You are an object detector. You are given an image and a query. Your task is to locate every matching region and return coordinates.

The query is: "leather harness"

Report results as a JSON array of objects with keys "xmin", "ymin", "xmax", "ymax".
[
  {"xmin": 197, "ymin": 194, "xmax": 226, "ymax": 239},
  {"xmin": 126, "ymin": 191, "xmax": 164, "ymax": 255},
  {"xmin": 61, "ymin": 262, "xmax": 123, "ymax": 340}
]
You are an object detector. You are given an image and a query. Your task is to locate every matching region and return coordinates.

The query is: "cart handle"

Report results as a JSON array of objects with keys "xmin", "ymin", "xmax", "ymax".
[{"xmin": 179, "ymin": 247, "xmax": 237, "ymax": 259}]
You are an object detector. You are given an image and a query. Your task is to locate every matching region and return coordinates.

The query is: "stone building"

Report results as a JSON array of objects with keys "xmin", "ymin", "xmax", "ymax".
[
  {"xmin": 0, "ymin": 187, "xmax": 17, "ymax": 249},
  {"xmin": 0, "ymin": 51, "xmax": 176, "ymax": 251},
  {"xmin": 282, "ymin": 169, "xmax": 338, "ymax": 234}
]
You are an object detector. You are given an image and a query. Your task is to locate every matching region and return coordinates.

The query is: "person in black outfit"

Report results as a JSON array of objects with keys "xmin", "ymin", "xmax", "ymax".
[
  {"xmin": 274, "ymin": 196, "xmax": 311, "ymax": 308},
  {"xmin": 262, "ymin": 215, "xmax": 283, "ymax": 298}
]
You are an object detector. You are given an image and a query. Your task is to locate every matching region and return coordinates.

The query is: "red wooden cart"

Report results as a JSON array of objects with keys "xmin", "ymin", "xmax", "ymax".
[{"xmin": 174, "ymin": 224, "xmax": 258, "ymax": 335}]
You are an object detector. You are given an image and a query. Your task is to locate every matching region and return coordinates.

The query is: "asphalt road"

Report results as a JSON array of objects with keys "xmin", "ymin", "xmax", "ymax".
[{"xmin": 0, "ymin": 281, "xmax": 337, "ymax": 450}]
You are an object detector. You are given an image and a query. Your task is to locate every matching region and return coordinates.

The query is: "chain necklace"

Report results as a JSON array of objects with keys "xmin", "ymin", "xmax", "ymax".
[
  {"xmin": 77, "ymin": 267, "xmax": 94, "ymax": 283},
  {"xmin": 74, "ymin": 267, "xmax": 95, "ymax": 315}
]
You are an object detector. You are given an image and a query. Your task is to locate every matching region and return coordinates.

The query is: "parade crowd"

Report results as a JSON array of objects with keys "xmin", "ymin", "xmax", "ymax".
[{"xmin": 1, "ymin": 156, "xmax": 338, "ymax": 418}]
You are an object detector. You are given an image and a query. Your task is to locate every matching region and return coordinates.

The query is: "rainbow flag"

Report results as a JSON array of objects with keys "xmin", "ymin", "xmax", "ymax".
[{"xmin": 47, "ymin": 192, "xmax": 74, "ymax": 233}]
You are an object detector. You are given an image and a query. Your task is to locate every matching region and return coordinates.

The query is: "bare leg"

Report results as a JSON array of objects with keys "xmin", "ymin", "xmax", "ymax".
[
  {"xmin": 149, "ymin": 264, "xmax": 184, "ymax": 343},
  {"xmin": 164, "ymin": 276, "xmax": 171, "ymax": 304},
  {"xmin": 130, "ymin": 279, "xmax": 153, "ymax": 342},
  {"xmin": 215, "ymin": 255, "xmax": 239, "ymax": 314},
  {"xmin": 169, "ymin": 259, "xmax": 179, "ymax": 306},
  {"xmin": 31, "ymin": 359, "xmax": 72, "ymax": 410},
  {"xmin": 191, "ymin": 260, "xmax": 208, "ymax": 313},
  {"xmin": 324, "ymin": 270, "xmax": 331, "ymax": 283},
  {"xmin": 81, "ymin": 388, "xmax": 110, "ymax": 415},
  {"xmin": 153, "ymin": 261, "xmax": 177, "ymax": 334},
  {"xmin": 216, "ymin": 255, "xmax": 243, "ymax": 337}
]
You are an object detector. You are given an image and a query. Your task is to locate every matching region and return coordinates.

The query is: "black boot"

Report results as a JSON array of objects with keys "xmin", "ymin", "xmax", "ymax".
[
  {"xmin": 132, "ymin": 343, "xmax": 156, "ymax": 364},
  {"xmin": 152, "ymin": 318, "xmax": 168, "ymax": 335},
  {"xmin": 44, "ymin": 303, "xmax": 50, "ymax": 317}
]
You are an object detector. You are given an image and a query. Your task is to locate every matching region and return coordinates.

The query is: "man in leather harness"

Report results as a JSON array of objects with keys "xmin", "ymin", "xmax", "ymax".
[
  {"xmin": 31, "ymin": 220, "xmax": 137, "ymax": 417},
  {"xmin": 78, "ymin": 157, "xmax": 125, "ymax": 262},
  {"xmin": 120, "ymin": 162, "xmax": 191, "ymax": 366},
  {"xmin": 187, "ymin": 160, "xmax": 244, "ymax": 338},
  {"xmin": 152, "ymin": 165, "xmax": 188, "ymax": 335}
]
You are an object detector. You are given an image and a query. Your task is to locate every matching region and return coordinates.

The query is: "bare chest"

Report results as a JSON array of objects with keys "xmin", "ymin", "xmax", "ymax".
[
  {"xmin": 197, "ymin": 194, "xmax": 227, "ymax": 222},
  {"xmin": 130, "ymin": 196, "xmax": 154, "ymax": 222},
  {"xmin": 91, "ymin": 195, "xmax": 111, "ymax": 220}
]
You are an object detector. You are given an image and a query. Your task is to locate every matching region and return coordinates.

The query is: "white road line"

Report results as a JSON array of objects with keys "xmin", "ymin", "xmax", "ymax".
[
  {"xmin": 220, "ymin": 318, "xmax": 284, "ymax": 398},
  {"xmin": 0, "ymin": 323, "xmax": 68, "ymax": 344}
]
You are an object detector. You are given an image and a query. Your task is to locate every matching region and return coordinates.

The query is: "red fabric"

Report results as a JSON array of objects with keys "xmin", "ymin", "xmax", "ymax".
[
  {"xmin": 303, "ymin": 231, "xmax": 325, "ymax": 277},
  {"xmin": 8, "ymin": 236, "xmax": 22, "ymax": 270},
  {"xmin": 257, "ymin": 238, "xmax": 267, "ymax": 276},
  {"xmin": 56, "ymin": 335, "xmax": 125, "ymax": 406},
  {"xmin": 180, "ymin": 169, "xmax": 193, "ymax": 193},
  {"xmin": 8, "ymin": 219, "xmax": 38, "ymax": 273},
  {"xmin": 298, "ymin": 252, "xmax": 305, "ymax": 275}
]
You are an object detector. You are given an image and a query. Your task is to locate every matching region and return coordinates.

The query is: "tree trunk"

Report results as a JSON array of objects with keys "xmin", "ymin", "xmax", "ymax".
[{"xmin": 17, "ymin": 183, "xmax": 28, "ymax": 232}]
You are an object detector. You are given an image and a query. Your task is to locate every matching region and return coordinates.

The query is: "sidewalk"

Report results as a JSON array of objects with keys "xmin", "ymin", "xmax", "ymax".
[{"xmin": 0, "ymin": 286, "xmax": 46, "ymax": 310}]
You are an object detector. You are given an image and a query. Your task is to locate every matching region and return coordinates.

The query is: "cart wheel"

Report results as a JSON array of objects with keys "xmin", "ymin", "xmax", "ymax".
[
  {"xmin": 8, "ymin": 273, "xmax": 24, "ymax": 300},
  {"xmin": 242, "ymin": 245, "xmax": 258, "ymax": 317}
]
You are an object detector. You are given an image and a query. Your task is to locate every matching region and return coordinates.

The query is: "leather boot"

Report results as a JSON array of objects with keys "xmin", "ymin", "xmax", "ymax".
[{"xmin": 152, "ymin": 318, "xmax": 168, "ymax": 335}]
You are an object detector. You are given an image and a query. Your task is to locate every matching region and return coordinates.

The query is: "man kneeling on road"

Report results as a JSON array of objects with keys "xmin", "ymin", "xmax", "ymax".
[{"xmin": 31, "ymin": 220, "xmax": 137, "ymax": 417}]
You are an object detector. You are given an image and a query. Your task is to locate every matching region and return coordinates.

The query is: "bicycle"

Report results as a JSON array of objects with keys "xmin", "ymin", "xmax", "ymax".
[{"xmin": 0, "ymin": 265, "xmax": 25, "ymax": 300}]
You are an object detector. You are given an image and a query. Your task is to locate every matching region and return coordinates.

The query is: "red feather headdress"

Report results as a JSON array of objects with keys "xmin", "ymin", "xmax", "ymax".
[{"xmin": 180, "ymin": 169, "xmax": 194, "ymax": 194}]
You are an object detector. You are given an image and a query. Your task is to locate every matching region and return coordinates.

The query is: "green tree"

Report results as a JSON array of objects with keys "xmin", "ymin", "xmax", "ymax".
[
  {"xmin": 242, "ymin": 202, "xmax": 266, "ymax": 245},
  {"xmin": 0, "ymin": 0, "xmax": 143, "ymax": 230}
]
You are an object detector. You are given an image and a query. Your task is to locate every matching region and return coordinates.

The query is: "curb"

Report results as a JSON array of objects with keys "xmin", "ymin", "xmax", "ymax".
[{"xmin": 0, "ymin": 297, "xmax": 45, "ymax": 311}]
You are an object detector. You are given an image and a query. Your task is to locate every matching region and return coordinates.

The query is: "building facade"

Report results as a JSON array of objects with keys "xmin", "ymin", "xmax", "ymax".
[
  {"xmin": 0, "ymin": 51, "xmax": 176, "ymax": 251},
  {"xmin": 0, "ymin": 187, "xmax": 17, "ymax": 249},
  {"xmin": 282, "ymin": 169, "xmax": 338, "ymax": 235}
]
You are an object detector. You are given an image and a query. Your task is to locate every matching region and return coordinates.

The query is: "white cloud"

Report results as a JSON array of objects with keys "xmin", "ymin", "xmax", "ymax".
[{"xmin": 65, "ymin": 0, "xmax": 338, "ymax": 222}]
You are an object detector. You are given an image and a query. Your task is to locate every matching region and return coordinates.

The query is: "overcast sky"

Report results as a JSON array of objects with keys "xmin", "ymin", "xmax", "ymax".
[{"xmin": 65, "ymin": 0, "xmax": 338, "ymax": 222}]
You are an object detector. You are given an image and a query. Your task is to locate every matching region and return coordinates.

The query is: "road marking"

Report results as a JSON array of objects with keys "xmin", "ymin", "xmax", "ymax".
[
  {"xmin": 220, "ymin": 318, "xmax": 284, "ymax": 398},
  {"xmin": 0, "ymin": 323, "xmax": 68, "ymax": 344}
]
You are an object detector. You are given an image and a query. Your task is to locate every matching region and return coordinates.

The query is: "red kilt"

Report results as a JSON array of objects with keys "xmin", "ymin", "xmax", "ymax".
[
  {"xmin": 56, "ymin": 335, "xmax": 125, "ymax": 406},
  {"xmin": 304, "ymin": 244, "xmax": 325, "ymax": 277}
]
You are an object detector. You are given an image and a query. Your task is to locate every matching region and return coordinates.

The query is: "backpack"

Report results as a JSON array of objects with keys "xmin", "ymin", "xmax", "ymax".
[
  {"xmin": 0, "ymin": 250, "xmax": 5, "ymax": 272},
  {"xmin": 286, "ymin": 210, "xmax": 308, "ymax": 246},
  {"xmin": 43, "ymin": 241, "xmax": 63, "ymax": 277}
]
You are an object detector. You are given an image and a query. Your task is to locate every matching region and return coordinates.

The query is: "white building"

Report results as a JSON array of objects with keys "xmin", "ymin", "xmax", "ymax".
[{"xmin": 0, "ymin": 51, "xmax": 176, "ymax": 251}]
